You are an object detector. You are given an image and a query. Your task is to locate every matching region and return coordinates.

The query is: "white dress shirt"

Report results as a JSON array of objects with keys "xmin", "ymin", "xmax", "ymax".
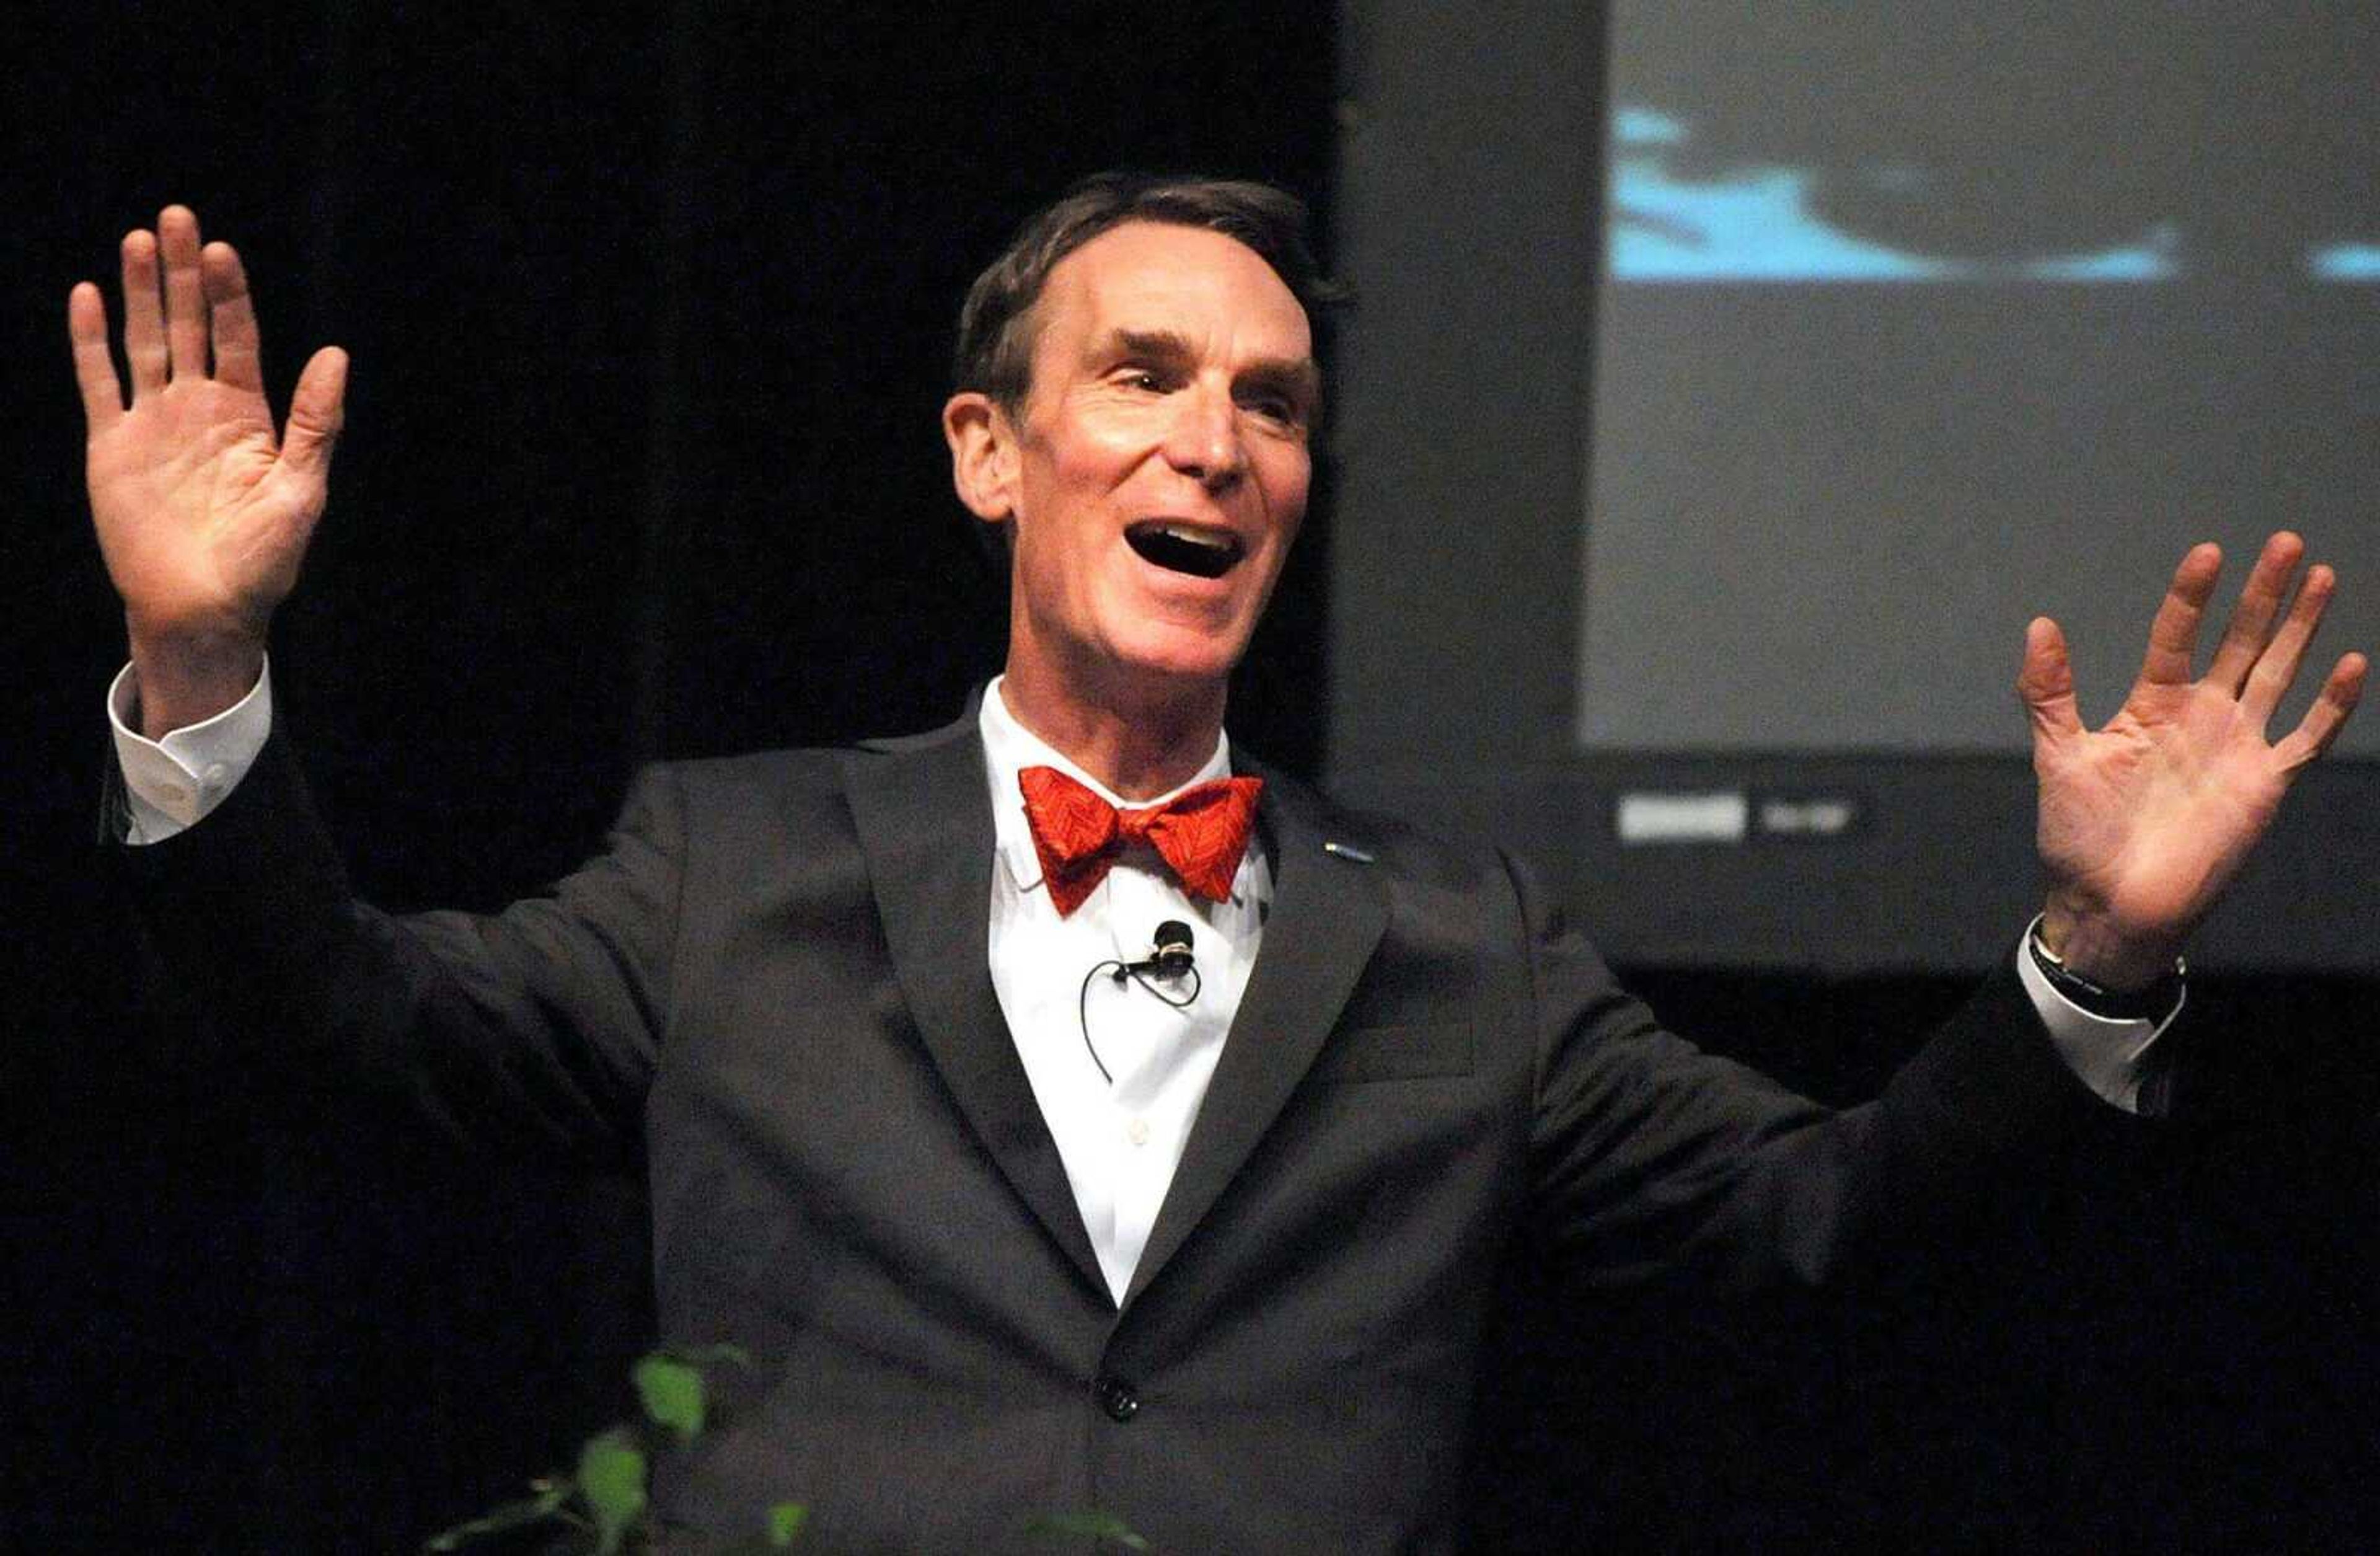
[
  {"xmin": 108, "ymin": 660, "xmax": 273, "ymax": 845},
  {"xmin": 106, "ymin": 661, "xmax": 2177, "ymax": 1296},
  {"xmin": 977, "ymin": 677, "xmax": 1269, "ymax": 1302}
]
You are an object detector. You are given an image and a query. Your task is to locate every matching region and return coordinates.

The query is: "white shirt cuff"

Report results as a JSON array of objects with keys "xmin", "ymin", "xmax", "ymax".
[
  {"xmin": 2014, "ymin": 927, "xmax": 2182, "ymax": 1115},
  {"xmin": 107, "ymin": 658, "xmax": 274, "ymax": 844}
]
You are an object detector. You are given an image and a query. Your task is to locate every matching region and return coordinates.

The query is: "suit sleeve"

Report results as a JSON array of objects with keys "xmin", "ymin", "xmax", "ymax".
[
  {"xmin": 1512, "ymin": 849, "xmax": 2140, "ymax": 1293},
  {"xmin": 107, "ymin": 730, "xmax": 681, "ymax": 1165}
]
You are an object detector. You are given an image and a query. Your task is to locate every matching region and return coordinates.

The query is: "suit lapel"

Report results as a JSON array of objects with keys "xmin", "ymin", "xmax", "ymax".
[
  {"xmin": 1124, "ymin": 760, "xmax": 1389, "ymax": 1307},
  {"xmin": 840, "ymin": 714, "xmax": 1109, "ymax": 1301}
]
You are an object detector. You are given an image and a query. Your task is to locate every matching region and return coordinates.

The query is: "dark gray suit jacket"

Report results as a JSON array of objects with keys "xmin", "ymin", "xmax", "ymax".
[{"xmin": 115, "ymin": 707, "xmax": 2117, "ymax": 1553}]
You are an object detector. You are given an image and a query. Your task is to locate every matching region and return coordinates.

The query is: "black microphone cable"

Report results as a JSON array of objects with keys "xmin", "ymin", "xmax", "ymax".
[{"xmin": 1078, "ymin": 920, "xmax": 1201, "ymax": 1084}]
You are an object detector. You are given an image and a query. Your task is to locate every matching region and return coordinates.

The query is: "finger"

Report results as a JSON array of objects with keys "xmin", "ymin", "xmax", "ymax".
[
  {"xmin": 2136, "ymin": 542, "xmax": 2223, "ymax": 688},
  {"xmin": 158, "ymin": 206, "xmax": 208, "ymax": 381},
  {"xmin": 202, "ymin": 242, "xmax": 264, "ymax": 393},
  {"xmin": 2241, "ymin": 563, "xmax": 2336, "ymax": 725},
  {"xmin": 2204, "ymin": 531, "xmax": 2304, "ymax": 695},
  {"xmin": 278, "ymin": 346, "xmax": 349, "ymax": 483},
  {"xmin": 2273, "ymin": 652, "xmax": 2367, "ymax": 774},
  {"xmin": 2017, "ymin": 616, "xmax": 2084, "ymax": 745},
  {"xmin": 120, "ymin": 228, "xmax": 167, "ymax": 396},
  {"xmin": 67, "ymin": 282, "xmax": 125, "ymax": 431}
]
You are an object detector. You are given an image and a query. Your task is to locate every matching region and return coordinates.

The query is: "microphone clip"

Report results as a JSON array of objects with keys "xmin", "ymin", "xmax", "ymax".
[
  {"xmin": 1080, "ymin": 920, "xmax": 1203, "ymax": 1084},
  {"xmin": 1114, "ymin": 919, "xmax": 1196, "ymax": 981}
]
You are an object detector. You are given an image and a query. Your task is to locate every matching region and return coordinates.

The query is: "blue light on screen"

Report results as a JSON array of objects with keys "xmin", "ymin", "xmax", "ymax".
[
  {"xmin": 2017, "ymin": 229, "xmax": 2180, "ymax": 281},
  {"xmin": 1607, "ymin": 105, "xmax": 2365, "ymax": 285},
  {"xmin": 2312, "ymin": 244, "xmax": 2380, "ymax": 280},
  {"xmin": 1612, "ymin": 107, "xmax": 1689, "ymax": 146},
  {"xmin": 1611, "ymin": 157, "xmax": 1967, "ymax": 281}
]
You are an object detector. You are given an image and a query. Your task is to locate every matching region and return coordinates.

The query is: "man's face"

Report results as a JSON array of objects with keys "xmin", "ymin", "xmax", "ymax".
[{"xmin": 960, "ymin": 221, "xmax": 1318, "ymax": 710}]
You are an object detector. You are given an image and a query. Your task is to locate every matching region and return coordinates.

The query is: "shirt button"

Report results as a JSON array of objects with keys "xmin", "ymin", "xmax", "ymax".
[
  {"xmin": 1093, "ymin": 1375, "xmax": 1140, "ymax": 1423},
  {"xmin": 1126, "ymin": 1117, "xmax": 1150, "ymax": 1147},
  {"xmin": 203, "ymin": 763, "xmax": 230, "ymax": 785}
]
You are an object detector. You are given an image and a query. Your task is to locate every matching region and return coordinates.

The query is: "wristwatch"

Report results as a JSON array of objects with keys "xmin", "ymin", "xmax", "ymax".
[{"xmin": 2026, "ymin": 916, "xmax": 2187, "ymax": 1021}]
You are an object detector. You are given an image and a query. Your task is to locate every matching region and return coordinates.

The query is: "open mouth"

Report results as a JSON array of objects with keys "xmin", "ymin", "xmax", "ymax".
[{"xmin": 1125, "ymin": 520, "xmax": 1245, "ymax": 581}]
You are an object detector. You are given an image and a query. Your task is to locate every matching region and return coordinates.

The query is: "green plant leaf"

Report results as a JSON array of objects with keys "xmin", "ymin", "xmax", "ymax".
[
  {"xmin": 765, "ymin": 1502, "xmax": 808, "ymax": 1546},
  {"xmin": 633, "ymin": 1353, "xmax": 708, "ymax": 1444},
  {"xmin": 577, "ymin": 1429, "xmax": 649, "ymax": 1555},
  {"xmin": 419, "ymin": 1480, "xmax": 572, "ymax": 1550},
  {"xmin": 1022, "ymin": 1510, "xmax": 1149, "ymax": 1549}
]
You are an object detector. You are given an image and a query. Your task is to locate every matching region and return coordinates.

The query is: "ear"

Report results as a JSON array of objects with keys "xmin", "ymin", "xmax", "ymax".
[{"xmin": 943, "ymin": 390, "xmax": 1021, "ymax": 526}]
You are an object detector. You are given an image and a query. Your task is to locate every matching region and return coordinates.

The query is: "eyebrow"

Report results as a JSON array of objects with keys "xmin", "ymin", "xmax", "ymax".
[{"xmin": 1106, "ymin": 328, "xmax": 1324, "ymax": 415}]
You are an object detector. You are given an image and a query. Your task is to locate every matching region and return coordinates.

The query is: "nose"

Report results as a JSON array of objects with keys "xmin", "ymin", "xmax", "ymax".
[{"xmin": 1162, "ymin": 382, "xmax": 1246, "ymax": 492}]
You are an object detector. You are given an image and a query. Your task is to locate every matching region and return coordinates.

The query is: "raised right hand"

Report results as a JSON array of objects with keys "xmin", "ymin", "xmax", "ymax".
[{"xmin": 70, "ymin": 205, "xmax": 347, "ymax": 737}]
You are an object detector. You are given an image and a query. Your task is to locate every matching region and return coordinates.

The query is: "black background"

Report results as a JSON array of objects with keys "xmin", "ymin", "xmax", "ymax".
[{"xmin": 6, "ymin": 4, "xmax": 2374, "ymax": 1549}]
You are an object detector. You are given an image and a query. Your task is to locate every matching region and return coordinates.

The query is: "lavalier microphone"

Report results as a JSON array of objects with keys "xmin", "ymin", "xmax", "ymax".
[
  {"xmin": 1080, "ymin": 921, "xmax": 1204, "ymax": 1083},
  {"xmin": 1115, "ymin": 919, "xmax": 1196, "ymax": 981}
]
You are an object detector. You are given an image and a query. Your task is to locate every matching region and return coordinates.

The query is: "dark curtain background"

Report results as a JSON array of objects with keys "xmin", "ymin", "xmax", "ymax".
[
  {"xmin": 6, "ymin": 4, "xmax": 2374, "ymax": 1551},
  {"xmin": 7, "ymin": 5, "xmax": 1334, "ymax": 1548}
]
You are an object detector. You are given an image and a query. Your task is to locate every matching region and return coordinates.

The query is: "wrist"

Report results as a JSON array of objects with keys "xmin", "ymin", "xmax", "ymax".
[
  {"xmin": 2037, "ymin": 896, "xmax": 2181, "ymax": 994},
  {"xmin": 2027, "ymin": 913, "xmax": 2186, "ymax": 1020},
  {"xmin": 125, "ymin": 617, "xmax": 267, "ymax": 740}
]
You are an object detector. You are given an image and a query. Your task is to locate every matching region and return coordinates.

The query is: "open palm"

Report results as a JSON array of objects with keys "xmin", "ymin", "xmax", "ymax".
[
  {"xmin": 2022, "ymin": 534, "xmax": 2366, "ymax": 988},
  {"xmin": 69, "ymin": 206, "xmax": 346, "ymax": 730}
]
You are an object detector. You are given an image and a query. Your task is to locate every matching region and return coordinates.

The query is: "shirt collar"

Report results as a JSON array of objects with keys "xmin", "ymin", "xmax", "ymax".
[{"xmin": 978, "ymin": 674, "xmax": 1235, "ymax": 891}]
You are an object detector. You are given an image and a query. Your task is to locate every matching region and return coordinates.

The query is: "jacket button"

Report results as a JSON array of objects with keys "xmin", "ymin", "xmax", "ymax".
[{"xmin": 1093, "ymin": 1374, "xmax": 1140, "ymax": 1422}]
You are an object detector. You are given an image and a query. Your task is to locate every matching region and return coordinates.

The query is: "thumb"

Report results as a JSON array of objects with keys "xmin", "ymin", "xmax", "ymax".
[
  {"xmin": 2018, "ymin": 616, "xmax": 2083, "ymax": 746},
  {"xmin": 280, "ymin": 345, "xmax": 348, "ymax": 482}
]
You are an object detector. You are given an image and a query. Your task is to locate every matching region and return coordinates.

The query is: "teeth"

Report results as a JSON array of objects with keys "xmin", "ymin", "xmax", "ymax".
[{"xmin": 1153, "ymin": 523, "xmax": 1230, "ymax": 550}]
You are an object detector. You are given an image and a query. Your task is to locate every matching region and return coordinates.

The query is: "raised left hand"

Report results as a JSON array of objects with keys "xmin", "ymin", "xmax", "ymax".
[{"xmin": 2022, "ymin": 532, "xmax": 2366, "ymax": 989}]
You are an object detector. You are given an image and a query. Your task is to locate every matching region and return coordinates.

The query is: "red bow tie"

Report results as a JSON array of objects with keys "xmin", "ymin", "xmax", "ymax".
[{"xmin": 1017, "ymin": 765, "xmax": 1264, "ymax": 917}]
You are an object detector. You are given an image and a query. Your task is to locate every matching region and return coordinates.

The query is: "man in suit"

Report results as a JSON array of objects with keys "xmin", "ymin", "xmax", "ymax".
[{"xmin": 74, "ymin": 176, "xmax": 2363, "ymax": 1549}]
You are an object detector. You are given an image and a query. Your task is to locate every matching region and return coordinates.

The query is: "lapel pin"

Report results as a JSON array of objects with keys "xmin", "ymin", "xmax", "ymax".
[{"xmin": 1323, "ymin": 840, "xmax": 1376, "ymax": 864}]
